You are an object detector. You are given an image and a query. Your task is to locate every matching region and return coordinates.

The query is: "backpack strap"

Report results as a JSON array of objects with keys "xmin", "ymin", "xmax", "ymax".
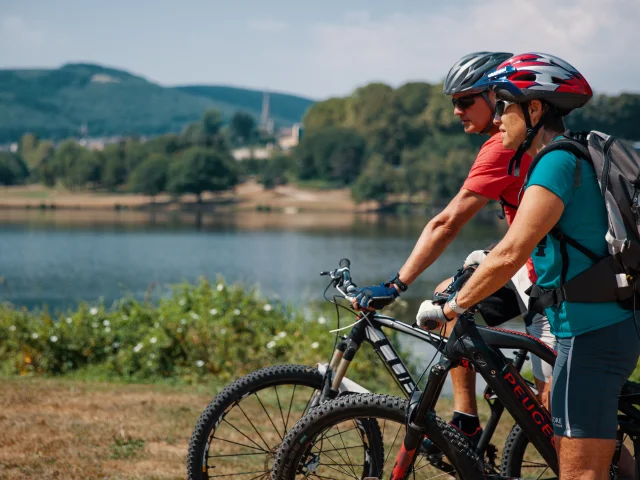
[
  {"xmin": 524, "ymin": 133, "xmax": 592, "ymax": 189},
  {"xmin": 497, "ymin": 195, "xmax": 519, "ymax": 220}
]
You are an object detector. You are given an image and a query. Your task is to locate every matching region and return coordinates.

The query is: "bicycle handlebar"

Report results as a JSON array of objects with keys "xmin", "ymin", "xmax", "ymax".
[{"xmin": 320, "ymin": 258, "xmax": 476, "ymax": 308}]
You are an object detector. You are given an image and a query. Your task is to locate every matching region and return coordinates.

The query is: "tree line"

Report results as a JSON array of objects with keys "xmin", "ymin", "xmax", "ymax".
[
  {"xmin": 3, "ymin": 80, "xmax": 640, "ymax": 206},
  {"xmin": 254, "ymin": 81, "xmax": 640, "ymax": 204},
  {"xmin": 1, "ymin": 110, "xmax": 264, "ymax": 202}
]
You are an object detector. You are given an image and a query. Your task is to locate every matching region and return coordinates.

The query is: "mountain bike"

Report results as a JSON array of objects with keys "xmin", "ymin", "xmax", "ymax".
[
  {"xmin": 271, "ymin": 266, "xmax": 640, "ymax": 479},
  {"xmin": 188, "ymin": 259, "xmax": 556, "ymax": 479}
]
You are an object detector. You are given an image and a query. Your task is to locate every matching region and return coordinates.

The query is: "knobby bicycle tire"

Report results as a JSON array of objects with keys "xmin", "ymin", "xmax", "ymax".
[
  {"xmin": 187, "ymin": 364, "xmax": 326, "ymax": 479},
  {"xmin": 271, "ymin": 393, "xmax": 484, "ymax": 479}
]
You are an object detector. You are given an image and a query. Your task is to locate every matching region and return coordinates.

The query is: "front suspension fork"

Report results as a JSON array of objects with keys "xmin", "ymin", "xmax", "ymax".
[{"xmin": 389, "ymin": 357, "xmax": 452, "ymax": 479}]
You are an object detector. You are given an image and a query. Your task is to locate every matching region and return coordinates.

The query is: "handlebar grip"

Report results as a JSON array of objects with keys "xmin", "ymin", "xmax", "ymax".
[{"xmin": 339, "ymin": 258, "xmax": 351, "ymax": 268}]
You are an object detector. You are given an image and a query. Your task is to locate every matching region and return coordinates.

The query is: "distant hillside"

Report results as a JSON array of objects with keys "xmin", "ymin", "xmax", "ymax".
[{"xmin": 0, "ymin": 63, "xmax": 315, "ymax": 143}]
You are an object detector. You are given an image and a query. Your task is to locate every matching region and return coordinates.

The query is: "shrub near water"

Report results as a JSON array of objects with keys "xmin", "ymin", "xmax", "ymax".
[{"xmin": 0, "ymin": 278, "xmax": 346, "ymax": 384}]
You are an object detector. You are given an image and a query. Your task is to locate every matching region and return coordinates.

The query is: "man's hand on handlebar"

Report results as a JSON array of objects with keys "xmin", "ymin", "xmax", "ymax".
[{"xmin": 351, "ymin": 282, "xmax": 399, "ymax": 311}]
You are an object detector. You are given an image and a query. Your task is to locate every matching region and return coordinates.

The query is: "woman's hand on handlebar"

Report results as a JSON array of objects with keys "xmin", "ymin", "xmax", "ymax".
[{"xmin": 350, "ymin": 282, "xmax": 399, "ymax": 311}]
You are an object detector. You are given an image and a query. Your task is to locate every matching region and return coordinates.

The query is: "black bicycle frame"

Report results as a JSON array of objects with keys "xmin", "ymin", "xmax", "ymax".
[
  {"xmin": 319, "ymin": 311, "xmax": 538, "ymax": 465},
  {"xmin": 390, "ymin": 313, "xmax": 559, "ymax": 479}
]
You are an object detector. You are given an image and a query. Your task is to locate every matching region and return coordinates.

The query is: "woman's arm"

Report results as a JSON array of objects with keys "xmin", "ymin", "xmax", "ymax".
[{"xmin": 443, "ymin": 185, "xmax": 565, "ymax": 316}]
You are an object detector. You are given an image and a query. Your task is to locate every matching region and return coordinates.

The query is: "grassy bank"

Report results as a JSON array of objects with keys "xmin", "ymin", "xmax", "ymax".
[{"xmin": 0, "ymin": 277, "xmax": 413, "ymax": 394}]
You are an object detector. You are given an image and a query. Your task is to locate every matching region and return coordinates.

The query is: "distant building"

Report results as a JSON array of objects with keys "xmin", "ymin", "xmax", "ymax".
[
  {"xmin": 277, "ymin": 123, "xmax": 303, "ymax": 150},
  {"xmin": 232, "ymin": 144, "xmax": 276, "ymax": 161}
]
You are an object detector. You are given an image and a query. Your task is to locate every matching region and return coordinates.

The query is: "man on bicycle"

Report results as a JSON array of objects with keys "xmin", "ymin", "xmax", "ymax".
[{"xmin": 352, "ymin": 51, "xmax": 555, "ymax": 446}]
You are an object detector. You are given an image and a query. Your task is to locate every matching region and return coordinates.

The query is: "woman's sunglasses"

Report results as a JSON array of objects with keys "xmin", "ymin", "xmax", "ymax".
[
  {"xmin": 495, "ymin": 99, "xmax": 518, "ymax": 116},
  {"xmin": 451, "ymin": 94, "xmax": 480, "ymax": 110}
]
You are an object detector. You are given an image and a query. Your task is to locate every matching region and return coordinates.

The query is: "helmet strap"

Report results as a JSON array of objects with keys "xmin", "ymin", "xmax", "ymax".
[
  {"xmin": 478, "ymin": 92, "xmax": 496, "ymax": 135},
  {"xmin": 507, "ymin": 102, "xmax": 548, "ymax": 176}
]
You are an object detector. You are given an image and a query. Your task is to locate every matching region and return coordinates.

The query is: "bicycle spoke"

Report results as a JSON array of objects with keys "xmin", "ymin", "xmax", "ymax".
[
  {"xmin": 208, "ymin": 470, "xmax": 265, "ymax": 478},
  {"xmin": 220, "ymin": 418, "xmax": 268, "ymax": 452},
  {"xmin": 536, "ymin": 466, "xmax": 550, "ymax": 480},
  {"xmin": 209, "ymin": 451, "xmax": 270, "ymax": 458},
  {"xmin": 335, "ymin": 422, "xmax": 357, "ymax": 478},
  {"xmin": 382, "ymin": 420, "xmax": 403, "ymax": 471},
  {"xmin": 321, "ymin": 429, "xmax": 359, "ymax": 478},
  {"xmin": 284, "ymin": 384, "xmax": 297, "ymax": 432},
  {"xmin": 274, "ymin": 385, "xmax": 287, "ymax": 436},
  {"xmin": 254, "ymin": 392, "xmax": 284, "ymax": 442},
  {"xmin": 236, "ymin": 402, "xmax": 272, "ymax": 451},
  {"xmin": 212, "ymin": 433, "xmax": 268, "ymax": 453}
]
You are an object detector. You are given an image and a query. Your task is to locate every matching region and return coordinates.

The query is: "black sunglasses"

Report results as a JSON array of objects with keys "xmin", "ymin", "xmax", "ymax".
[
  {"xmin": 495, "ymin": 99, "xmax": 517, "ymax": 116},
  {"xmin": 451, "ymin": 94, "xmax": 481, "ymax": 110}
]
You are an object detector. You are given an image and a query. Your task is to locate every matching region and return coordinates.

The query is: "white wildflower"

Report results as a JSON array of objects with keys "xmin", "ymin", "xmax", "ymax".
[
  {"xmin": 318, "ymin": 316, "xmax": 327, "ymax": 325},
  {"xmin": 50, "ymin": 335, "xmax": 58, "ymax": 343},
  {"xmin": 180, "ymin": 318, "xmax": 187, "ymax": 325},
  {"xmin": 217, "ymin": 283, "xmax": 224, "ymax": 292},
  {"xmin": 149, "ymin": 337, "xmax": 157, "ymax": 344},
  {"xmin": 32, "ymin": 333, "xmax": 39, "ymax": 339},
  {"xmin": 278, "ymin": 331, "xmax": 287, "ymax": 338},
  {"xmin": 150, "ymin": 353, "xmax": 155, "ymax": 359},
  {"xmin": 267, "ymin": 341, "xmax": 276, "ymax": 349},
  {"xmin": 263, "ymin": 304, "xmax": 272, "ymax": 312},
  {"xmin": 92, "ymin": 322, "xmax": 98, "ymax": 329},
  {"xmin": 196, "ymin": 360, "xmax": 205, "ymax": 367},
  {"xmin": 112, "ymin": 342, "xmax": 120, "ymax": 349},
  {"xmin": 311, "ymin": 342, "xmax": 319, "ymax": 349},
  {"xmin": 190, "ymin": 312, "xmax": 200, "ymax": 320},
  {"xmin": 233, "ymin": 308, "xmax": 241, "ymax": 316},
  {"xmin": 220, "ymin": 328, "xmax": 227, "ymax": 335},
  {"xmin": 103, "ymin": 320, "xmax": 110, "ymax": 327},
  {"xmin": 133, "ymin": 343, "xmax": 144, "ymax": 353},
  {"xmin": 209, "ymin": 308, "xmax": 218, "ymax": 315},
  {"xmin": 177, "ymin": 327, "xmax": 183, "ymax": 333},
  {"xmin": 9, "ymin": 325, "xmax": 16, "ymax": 332},
  {"xmin": 65, "ymin": 317, "xmax": 72, "ymax": 324},
  {"xmin": 89, "ymin": 307, "xmax": 98, "ymax": 316},
  {"xmin": 104, "ymin": 327, "xmax": 111, "ymax": 333},
  {"xmin": 179, "ymin": 299, "xmax": 186, "ymax": 306}
]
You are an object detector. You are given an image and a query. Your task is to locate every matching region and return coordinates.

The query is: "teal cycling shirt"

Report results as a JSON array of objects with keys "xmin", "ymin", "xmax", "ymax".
[{"xmin": 526, "ymin": 146, "xmax": 632, "ymax": 338}]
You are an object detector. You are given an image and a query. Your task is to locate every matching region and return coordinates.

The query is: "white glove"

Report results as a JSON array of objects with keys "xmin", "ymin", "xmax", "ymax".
[
  {"xmin": 463, "ymin": 249, "xmax": 487, "ymax": 267},
  {"xmin": 416, "ymin": 299, "xmax": 451, "ymax": 330}
]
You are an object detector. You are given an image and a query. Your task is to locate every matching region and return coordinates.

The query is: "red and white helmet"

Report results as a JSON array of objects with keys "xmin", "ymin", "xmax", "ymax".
[{"xmin": 473, "ymin": 52, "xmax": 593, "ymax": 114}]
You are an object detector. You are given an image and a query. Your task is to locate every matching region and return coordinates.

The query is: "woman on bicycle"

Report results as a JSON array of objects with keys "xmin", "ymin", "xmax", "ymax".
[{"xmin": 421, "ymin": 52, "xmax": 640, "ymax": 480}]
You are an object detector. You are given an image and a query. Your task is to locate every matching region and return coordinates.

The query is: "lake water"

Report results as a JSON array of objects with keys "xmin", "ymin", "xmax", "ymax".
[{"xmin": 0, "ymin": 210, "xmax": 526, "ymax": 393}]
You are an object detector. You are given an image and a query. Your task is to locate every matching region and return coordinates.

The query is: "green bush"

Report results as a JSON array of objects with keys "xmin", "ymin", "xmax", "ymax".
[{"xmin": 0, "ymin": 278, "xmax": 412, "ymax": 391}]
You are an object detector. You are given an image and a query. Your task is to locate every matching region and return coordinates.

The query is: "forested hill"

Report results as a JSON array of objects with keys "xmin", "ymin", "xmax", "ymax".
[{"xmin": 0, "ymin": 63, "xmax": 315, "ymax": 143}]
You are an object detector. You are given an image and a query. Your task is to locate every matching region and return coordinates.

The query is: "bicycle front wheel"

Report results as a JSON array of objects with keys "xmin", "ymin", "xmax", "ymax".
[
  {"xmin": 272, "ymin": 393, "xmax": 485, "ymax": 479},
  {"xmin": 187, "ymin": 364, "xmax": 325, "ymax": 480}
]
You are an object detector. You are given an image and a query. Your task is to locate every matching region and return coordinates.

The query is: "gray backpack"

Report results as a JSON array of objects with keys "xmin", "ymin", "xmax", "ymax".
[{"xmin": 524, "ymin": 131, "xmax": 640, "ymax": 314}]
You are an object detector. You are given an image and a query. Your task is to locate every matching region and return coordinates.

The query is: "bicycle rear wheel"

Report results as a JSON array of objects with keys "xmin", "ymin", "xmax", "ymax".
[{"xmin": 272, "ymin": 393, "xmax": 485, "ymax": 479}]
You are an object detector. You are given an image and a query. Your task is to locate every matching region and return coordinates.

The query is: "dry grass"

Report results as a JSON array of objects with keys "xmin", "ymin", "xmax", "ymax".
[
  {"xmin": 0, "ymin": 181, "xmax": 365, "ymax": 213},
  {"xmin": 0, "ymin": 377, "xmax": 213, "ymax": 479},
  {"xmin": 0, "ymin": 377, "xmax": 555, "ymax": 479}
]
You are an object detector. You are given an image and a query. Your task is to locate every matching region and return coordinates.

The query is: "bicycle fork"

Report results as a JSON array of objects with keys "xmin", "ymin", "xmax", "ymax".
[{"xmin": 389, "ymin": 357, "xmax": 451, "ymax": 479}]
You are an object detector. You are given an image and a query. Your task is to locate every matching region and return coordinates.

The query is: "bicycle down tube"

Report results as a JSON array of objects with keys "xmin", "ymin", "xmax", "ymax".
[{"xmin": 390, "ymin": 312, "xmax": 559, "ymax": 480}]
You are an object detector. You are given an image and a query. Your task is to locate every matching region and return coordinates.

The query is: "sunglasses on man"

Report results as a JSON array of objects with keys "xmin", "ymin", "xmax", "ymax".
[{"xmin": 451, "ymin": 94, "xmax": 481, "ymax": 110}]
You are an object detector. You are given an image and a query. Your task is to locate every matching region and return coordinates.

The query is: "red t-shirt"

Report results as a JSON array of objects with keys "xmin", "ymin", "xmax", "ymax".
[{"xmin": 462, "ymin": 132, "xmax": 537, "ymax": 282}]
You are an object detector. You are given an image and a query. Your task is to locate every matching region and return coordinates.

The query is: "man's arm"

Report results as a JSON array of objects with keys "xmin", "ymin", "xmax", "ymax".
[
  {"xmin": 445, "ymin": 185, "xmax": 565, "ymax": 314},
  {"xmin": 398, "ymin": 189, "xmax": 489, "ymax": 285}
]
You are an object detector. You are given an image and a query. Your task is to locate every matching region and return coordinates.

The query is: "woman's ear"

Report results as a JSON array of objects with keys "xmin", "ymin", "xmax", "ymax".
[{"xmin": 528, "ymin": 100, "xmax": 544, "ymax": 124}]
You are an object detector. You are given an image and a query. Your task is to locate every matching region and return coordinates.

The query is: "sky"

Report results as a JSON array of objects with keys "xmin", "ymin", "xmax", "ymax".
[{"xmin": 1, "ymin": 0, "xmax": 638, "ymax": 100}]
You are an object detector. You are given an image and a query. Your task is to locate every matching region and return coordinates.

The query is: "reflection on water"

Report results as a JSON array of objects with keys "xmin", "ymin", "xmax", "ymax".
[{"xmin": 0, "ymin": 209, "xmax": 524, "ymax": 393}]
